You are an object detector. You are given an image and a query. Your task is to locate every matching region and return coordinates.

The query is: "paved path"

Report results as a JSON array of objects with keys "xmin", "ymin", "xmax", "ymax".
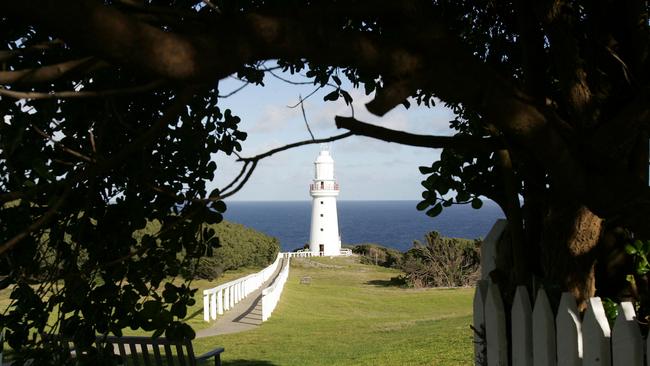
[{"xmin": 196, "ymin": 258, "xmax": 286, "ymax": 338}]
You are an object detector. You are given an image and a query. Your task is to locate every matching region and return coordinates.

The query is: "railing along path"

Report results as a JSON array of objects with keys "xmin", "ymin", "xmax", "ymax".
[
  {"xmin": 261, "ymin": 258, "xmax": 291, "ymax": 322},
  {"xmin": 203, "ymin": 253, "xmax": 282, "ymax": 322},
  {"xmin": 203, "ymin": 249, "xmax": 353, "ymax": 324}
]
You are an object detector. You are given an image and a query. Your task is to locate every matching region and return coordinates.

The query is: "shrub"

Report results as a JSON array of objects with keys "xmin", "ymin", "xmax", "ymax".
[
  {"xmin": 184, "ymin": 257, "xmax": 225, "ymax": 281},
  {"xmin": 400, "ymin": 231, "xmax": 480, "ymax": 288},
  {"xmin": 182, "ymin": 220, "xmax": 280, "ymax": 280},
  {"xmin": 353, "ymin": 243, "xmax": 403, "ymax": 268}
]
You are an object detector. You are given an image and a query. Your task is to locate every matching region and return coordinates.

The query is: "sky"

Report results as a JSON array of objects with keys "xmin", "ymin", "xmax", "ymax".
[{"xmin": 209, "ymin": 70, "xmax": 459, "ymax": 201}]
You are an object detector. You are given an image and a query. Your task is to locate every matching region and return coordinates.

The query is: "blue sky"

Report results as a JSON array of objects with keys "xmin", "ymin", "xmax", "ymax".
[{"xmin": 210, "ymin": 72, "xmax": 458, "ymax": 201}]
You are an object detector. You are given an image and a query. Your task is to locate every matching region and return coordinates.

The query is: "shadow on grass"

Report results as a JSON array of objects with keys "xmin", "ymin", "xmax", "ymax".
[
  {"xmin": 223, "ymin": 359, "xmax": 278, "ymax": 366},
  {"xmin": 365, "ymin": 277, "xmax": 406, "ymax": 287},
  {"xmin": 186, "ymin": 308, "xmax": 203, "ymax": 321}
]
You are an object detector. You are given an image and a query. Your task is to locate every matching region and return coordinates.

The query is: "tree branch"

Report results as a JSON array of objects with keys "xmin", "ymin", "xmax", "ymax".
[
  {"xmin": 0, "ymin": 80, "xmax": 164, "ymax": 100},
  {"xmin": 0, "ymin": 187, "xmax": 71, "ymax": 256},
  {"xmin": 213, "ymin": 132, "xmax": 355, "ymax": 199},
  {"xmin": 0, "ymin": 57, "xmax": 105, "ymax": 85},
  {"xmin": 219, "ymin": 161, "xmax": 257, "ymax": 199},
  {"xmin": 31, "ymin": 125, "xmax": 94, "ymax": 163},
  {"xmin": 0, "ymin": 39, "xmax": 65, "ymax": 62},
  {"xmin": 335, "ymin": 116, "xmax": 501, "ymax": 151},
  {"xmin": 237, "ymin": 132, "xmax": 353, "ymax": 163},
  {"xmin": 0, "ymin": 191, "xmax": 26, "ymax": 204}
]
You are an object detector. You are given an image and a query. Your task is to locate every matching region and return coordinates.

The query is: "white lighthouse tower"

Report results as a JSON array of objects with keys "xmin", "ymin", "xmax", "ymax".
[{"xmin": 308, "ymin": 146, "xmax": 341, "ymax": 256}]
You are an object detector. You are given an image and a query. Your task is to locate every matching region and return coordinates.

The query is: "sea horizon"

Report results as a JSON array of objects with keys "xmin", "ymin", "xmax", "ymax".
[{"xmin": 221, "ymin": 200, "xmax": 505, "ymax": 252}]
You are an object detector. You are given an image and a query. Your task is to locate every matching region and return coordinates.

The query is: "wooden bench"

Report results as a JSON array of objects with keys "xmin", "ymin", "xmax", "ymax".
[
  {"xmin": 49, "ymin": 335, "xmax": 224, "ymax": 366},
  {"xmin": 104, "ymin": 336, "xmax": 223, "ymax": 366}
]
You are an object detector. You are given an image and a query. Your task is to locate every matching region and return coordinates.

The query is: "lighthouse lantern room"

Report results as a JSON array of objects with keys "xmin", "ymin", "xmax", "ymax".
[{"xmin": 308, "ymin": 146, "xmax": 341, "ymax": 256}]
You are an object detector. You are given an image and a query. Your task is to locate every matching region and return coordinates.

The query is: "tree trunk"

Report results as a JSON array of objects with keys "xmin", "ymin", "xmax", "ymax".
[{"xmin": 539, "ymin": 203, "xmax": 603, "ymax": 310}]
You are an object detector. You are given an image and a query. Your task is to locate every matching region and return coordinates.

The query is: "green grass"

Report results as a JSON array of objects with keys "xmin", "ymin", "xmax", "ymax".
[
  {"xmin": 192, "ymin": 256, "xmax": 475, "ymax": 366},
  {"xmin": 1, "ymin": 258, "xmax": 475, "ymax": 365}
]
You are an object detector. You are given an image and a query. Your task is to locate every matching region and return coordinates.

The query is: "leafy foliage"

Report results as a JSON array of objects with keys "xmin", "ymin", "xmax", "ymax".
[
  {"xmin": 400, "ymin": 232, "xmax": 480, "ymax": 288},
  {"xmin": 2, "ymin": 0, "xmax": 650, "ymax": 361},
  {"xmin": 352, "ymin": 243, "xmax": 403, "ymax": 268},
  {"xmin": 0, "ymin": 57, "xmax": 247, "ymax": 363},
  {"xmin": 416, "ymin": 149, "xmax": 493, "ymax": 218},
  {"xmin": 182, "ymin": 220, "xmax": 280, "ymax": 280}
]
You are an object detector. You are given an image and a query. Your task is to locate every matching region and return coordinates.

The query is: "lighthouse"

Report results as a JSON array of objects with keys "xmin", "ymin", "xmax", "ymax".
[{"xmin": 308, "ymin": 146, "xmax": 341, "ymax": 256}]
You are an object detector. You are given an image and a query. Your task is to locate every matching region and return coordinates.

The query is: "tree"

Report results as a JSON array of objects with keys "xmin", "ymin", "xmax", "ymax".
[{"xmin": 1, "ymin": 0, "xmax": 649, "ymax": 361}]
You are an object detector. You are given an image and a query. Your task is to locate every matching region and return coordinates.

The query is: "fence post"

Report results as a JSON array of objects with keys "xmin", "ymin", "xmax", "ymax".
[
  {"xmin": 612, "ymin": 302, "xmax": 643, "ymax": 366},
  {"xmin": 532, "ymin": 289, "xmax": 556, "ymax": 366},
  {"xmin": 512, "ymin": 286, "xmax": 533, "ymax": 366},
  {"xmin": 203, "ymin": 293, "xmax": 210, "ymax": 322},
  {"xmin": 481, "ymin": 219, "xmax": 507, "ymax": 280},
  {"xmin": 229, "ymin": 286, "xmax": 234, "ymax": 308},
  {"xmin": 582, "ymin": 297, "xmax": 610, "ymax": 366},
  {"xmin": 473, "ymin": 280, "xmax": 489, "ymax": 366},
  {"xmin": 224, "ymin": 286, "xmax": 230, "ymax": 311},
  {"xmin": 217, "ymin": 288, "xmax": 223, "ymax": 315},
  {"xmin": 485, "ymin": 283, "xmax": 507, "ymax": 366},
  {"xmin": 556, "ymin": 292, "xmax": 582, "ymax": 366},
  {"xmin": 210, "ymin": 291, "xmax": 217, "ymax": 320}
]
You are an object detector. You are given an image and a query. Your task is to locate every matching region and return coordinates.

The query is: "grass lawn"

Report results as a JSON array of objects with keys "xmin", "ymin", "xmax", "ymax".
[
  {"xmin": 1, "ymin": 257, "xmax": 475, "ymax": 365},
  {"xmin": 192, "ymin": 256, "xmax": 475, "ymax": 366}
]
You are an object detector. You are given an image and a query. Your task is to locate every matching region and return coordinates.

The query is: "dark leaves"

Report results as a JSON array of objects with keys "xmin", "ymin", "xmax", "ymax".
[{"xmin": 323, "ymin": 90, "xmax": 339, "ymax": 101}]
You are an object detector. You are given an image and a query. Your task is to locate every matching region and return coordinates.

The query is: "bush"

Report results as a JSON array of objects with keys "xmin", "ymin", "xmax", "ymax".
[
  {"xmin": 353, "ymin": 243, "xmax": 403, "ymax": 268},
  {"xmin": 400, "ymin": 231, "xmax": 480, "ymax": 288},
  {"xmin": 182, "ymin": 220, "xmax": 280, "ymax": 280},
  {"xmin": 188, "ymin": 257, "xmax": 225, "ymax": 281}
]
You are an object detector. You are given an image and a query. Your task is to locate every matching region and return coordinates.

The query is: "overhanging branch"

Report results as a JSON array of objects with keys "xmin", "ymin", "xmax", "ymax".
[
  {"xmin": 0, "ymin": 80, "xmax": 164, "ymax": 100},
  {"xmin": 217, "ymin": 132, "xmax": 354, "ymax": 199},
  {"xmin": 0, "ymin": 57, "xmax": 106, "ymax": 85},
  {"xmin": 334, "ymin": 116, "xmax": 501, "ymax": 151},
  {"xmin": 237, "ymin": 132, "xmax": 353, "ymax": 163}
]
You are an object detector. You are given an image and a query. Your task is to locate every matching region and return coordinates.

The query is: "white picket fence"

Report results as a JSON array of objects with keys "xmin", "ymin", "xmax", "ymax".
[
  {"xmin": 203, "ymin": 253, "xmax": 283, "ymax": 322},
  {"xmin": 474, "ymin": 279, "xmax": 647, "ymax": 366},
  {"xmin": 261, "ymin": 257, "xmax": 291, "ymax": 322},
  {"xmin": 284, "ymin": 248, "xmax": 353, "ymax": 258},
  {"xmin": 340, "ymin": 248, "xmax": 353, "ymax": 256},
  {"xmin": 284, "ymin": 251, "xmax": 313, "ymax": 258}
]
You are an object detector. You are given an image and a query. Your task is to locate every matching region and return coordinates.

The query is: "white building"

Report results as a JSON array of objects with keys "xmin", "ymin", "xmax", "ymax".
[{"xmin": 308, "ymin": 146, "xmax": 342, "ymax": 256}]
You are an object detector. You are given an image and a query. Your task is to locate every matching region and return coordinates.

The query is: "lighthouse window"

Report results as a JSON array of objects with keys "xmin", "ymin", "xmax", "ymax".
[
  {"xmin": 320, "ymin": 201, "xmax": 323, "ymax": 204},
  {"xmin": 320, "ymin": 214, "xmax": 323, "ymax": 217},
  {"xmin": 320, "ymin": 228, "xmax": 323, "ymax": 231}
]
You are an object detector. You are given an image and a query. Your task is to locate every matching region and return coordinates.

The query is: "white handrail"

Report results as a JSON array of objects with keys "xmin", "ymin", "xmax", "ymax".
[
  {"xmin": 203, "ymin": 252, "xmax": 282, "ymax": 322},
  {"xmin": 203, "ymin": 249, "xmax": 351, "ymax": 323},
  {"xmin": 283, "ymin": 251, "xmax": 313, "ymax": 258},
  {"xmin": 261, "ymin": 258, "xmax": 290, "ymax": 322}
]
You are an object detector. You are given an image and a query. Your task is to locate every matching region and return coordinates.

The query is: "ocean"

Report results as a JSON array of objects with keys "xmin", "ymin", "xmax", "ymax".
[{"xmin": 222, "ymin": 200, "xmax": 504, "ymax": 252}]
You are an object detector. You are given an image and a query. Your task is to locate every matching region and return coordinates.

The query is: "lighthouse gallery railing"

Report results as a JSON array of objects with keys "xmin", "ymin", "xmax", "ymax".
[{"xmin": 309, "ymin": 182, "xmax": 339, "ymax": 191}]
